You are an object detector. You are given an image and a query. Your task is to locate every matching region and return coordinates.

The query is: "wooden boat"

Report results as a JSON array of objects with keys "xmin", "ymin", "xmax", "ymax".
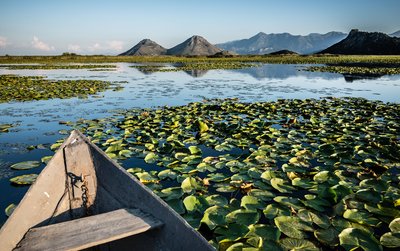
[{"xmin": 0, "ymin": 130, "xmax": 214, "ymax": 251}]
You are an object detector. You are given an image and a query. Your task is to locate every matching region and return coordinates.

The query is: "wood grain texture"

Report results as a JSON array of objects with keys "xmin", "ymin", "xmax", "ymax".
[{"xmin": 14, "ymin": 208, "xmax": 163, "ymax": 251}]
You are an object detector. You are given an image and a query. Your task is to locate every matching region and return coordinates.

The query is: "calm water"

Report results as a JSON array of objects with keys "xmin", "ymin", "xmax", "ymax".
[{"xmin": 0, "ymin": 63, "xmax": 399, "ymax": 225}]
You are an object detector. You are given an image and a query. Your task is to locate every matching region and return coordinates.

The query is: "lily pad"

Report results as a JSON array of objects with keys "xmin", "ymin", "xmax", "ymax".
[
  {"xmin": 226, "ymin": 209, "xmax": 260, "ymax": 226},
  {"xmin": 339, "ymin": 227, "xmax": 382, "ymax": 251},
  {"xmin": 5, "ymin": 203, "xmax": 17, "ymax": 217},
  {"xmin": 201, "ymin": 205, "xmax": 229, "ymax": 230},
  {"xmin": 181, "ymin": 176, "xmax": 199, "ymax": 194},
  {"xmin": 279, "ymin": 238, "xmax": 319, "ymax": 251},
  {"xmin": 10, "ymin": 174, "xmax": 38, "ymax": 185},
  {"xmin": 10, "ymin": 160, "xmax": 40, "ymax": 170},
  {"xmin": 274, "ymin": 216, "xmax": 313, "ymax": 239}
]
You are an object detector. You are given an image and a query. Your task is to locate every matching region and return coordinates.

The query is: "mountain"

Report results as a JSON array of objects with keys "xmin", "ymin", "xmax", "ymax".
[
  {"xmin": 216, "ymin": 31, "xmax": 347, "ymax": 55},
  {"xmin": 119, "ymin": 39, "xmax": 167, "ymax": 56},
  {"xmin": 390, "ymin": 30, "xmax": 400, "ymax": 37},
  {"xmin": 167, "ymin": 35, "xmax": 222, "ymax": 56},
  {"xmin": 319, "ymin": 29, "xmax": 400, "ymax": 55},
  {"xmin": 268, "ymin": 50, "xmax": 298, "ymax": 55}
]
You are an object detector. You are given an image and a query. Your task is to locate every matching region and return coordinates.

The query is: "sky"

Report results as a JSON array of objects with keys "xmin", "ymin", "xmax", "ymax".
[{"xmin": 0, "ymin": 0, "xmax": 399, "ymax": 55}]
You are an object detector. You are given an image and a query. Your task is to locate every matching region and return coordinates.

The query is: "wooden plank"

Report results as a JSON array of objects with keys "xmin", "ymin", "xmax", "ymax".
[{"xmin": 15, "ymin": 208, "xmax": 163, "ymax": 251}]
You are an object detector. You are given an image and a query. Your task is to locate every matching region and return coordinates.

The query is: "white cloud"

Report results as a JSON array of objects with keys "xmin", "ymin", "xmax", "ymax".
[
  {"xmin": 107, "ymin": 40, "xmax": 124, "ymax": 51},
  {"xmin": 0, "ymin": 36, "xmax": 8, "ymax": 48},
  {"xmin": 88, "ymin": 41, "xmax": 124, "ymax": 52},
  {"xmin": 67, "ymin": 44, "xmax": 81, "ymax": 52},
  {"xmin": 31, "ymin": 36, "xmax": 55, "ymax": 51},
  {"xmin": 88, "ymin": 42, "xmax": 102, "ymax": 52}
]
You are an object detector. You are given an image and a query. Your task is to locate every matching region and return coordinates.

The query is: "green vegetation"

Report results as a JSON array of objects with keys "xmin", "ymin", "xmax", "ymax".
[
  {"xmin": 0, "ymin": 75, "xmax": 122, "ymax": 103},
  {"xmin": 0, "ymin": 124, "xmax": 14, "ymax": 133},
  {"xmin": 1, "ymin": 54, "xmax": 400, "ymax": 65},
  {"xmin": 0, "ymin": 64, "xmax": 117, "ymax": 70},
  {"xmin": 45, "ymin": 97, "xmax": 399, "ymax": 250},
  {"xmin": 307, "ymin": 66, "xmax": 400, "ymax": 75},
  {"xmin": 131, "ymin": 62, "xmax": 258, "ymax": 72}
]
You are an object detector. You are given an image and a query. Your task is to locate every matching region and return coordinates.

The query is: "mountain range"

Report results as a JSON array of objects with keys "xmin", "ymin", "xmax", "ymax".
[
  {"xmin": 320, "ymin": 29, "xmax": 400, "ymax": 55},
  {"xmin": 120, "ymin": 29, "xmax": 400, "ymax": 56},
  {"xmin": 216, "ymin": 32, "xmax": 347, "ymax": 54},
  {"xmin": 120, "ymin": 35, "xmax": 221, "ymax": 56}
]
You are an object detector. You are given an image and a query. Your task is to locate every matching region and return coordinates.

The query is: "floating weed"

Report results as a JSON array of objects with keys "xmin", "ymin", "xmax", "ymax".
[
  {"xmin": 0, "ymin": 64, "xmax": 117, "ymax": 70},
  {"xmin": 0, "ymin": 75, "xmax": 122, "ymax": 103},
  {"xmin": 130, "ymin": 62, "xmax": 258, "ymax": 73},
  {"xmin": 9, "ymin": 174, "xmax": 38, "ymax": 185},
  {"xmin": 38, "ymin": 97, "xmax": 400, "ymax": 250}
]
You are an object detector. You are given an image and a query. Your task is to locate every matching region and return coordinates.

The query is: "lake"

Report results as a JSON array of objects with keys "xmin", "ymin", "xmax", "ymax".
[{"xmin": 0, "ymin": 63, "xmax": 399, "ymax": 225}]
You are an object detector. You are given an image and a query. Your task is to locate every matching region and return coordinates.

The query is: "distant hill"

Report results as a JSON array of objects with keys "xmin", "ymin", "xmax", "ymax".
[
  {"xmin": 268, "ymin": 50, "xmax": 298, "ymax": 55},
  {"xmin": 390, "ymin": 30, "xmax": 400, "ymax": 37},
  {"xmin": 119, "ymin": 39, "xmax": 166, "ymax": 56},
  {"xmin": 319, "ymin": 29, "xmax": 400, "ymax": 55},
  {"xmin": 167, "ymin": 35, "xmax": 222, "ymax": 56},
  {"xmin": 216, "ymin": 31, "xmax": 347, "ymax": 55}
]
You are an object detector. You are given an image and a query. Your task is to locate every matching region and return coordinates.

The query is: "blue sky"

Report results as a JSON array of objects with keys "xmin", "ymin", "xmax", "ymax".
[{"xmin": 0, "ymin": 0, "xmax": 399, "ymax": 55}]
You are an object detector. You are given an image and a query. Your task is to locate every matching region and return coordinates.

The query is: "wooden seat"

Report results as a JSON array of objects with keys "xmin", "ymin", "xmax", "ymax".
[{"xmin": 14, "ymin": 208, "xmax": 163, "ymax": 251}]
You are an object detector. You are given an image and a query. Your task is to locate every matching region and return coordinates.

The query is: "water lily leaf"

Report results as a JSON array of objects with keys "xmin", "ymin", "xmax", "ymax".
[
  {"xmin": 10, "ymin": 174, "xmax": 38, "ymax": 185},
  {"xmin": 198, "ymin": 120, "xmax": 209, "ymax": 133},
  {"xmin": 241, "ymin": 195, "xmax": 264, "ymax": 210},
  {"xmin": 144, "ymin": 152, "xmax": 159, "ymax": 163},
  {"xmin": 189, "ymin": 145, "xmax": 202, "ymax": 155},
  {"xmin": 279, "ymin": 238, "xmax": 319, "ymax": 251},
  {"xmin": 158, "ymin": 169, "xmax": 177, "ymax": 180},
  {"xmin": 206, "ymin": 194, "xmax": 228, "ymax": 207},
  {"xmin": 390, "ymin": 218, "xmax": 400, "ymax": 233},
  {"xmin": 174, "ymin": 152, "xmax": 188, "ymax": 160},
  {"xmin": 274, "ymin": 216, "xmax": 313, "ymax": 239},
  {"xmin": 11, "ymin": 160, "xmax": 40, "ymax": 170},
  {"xmin": 5, "ymin": 203, "xmax": 17, "ymax": 217},
  {"xmin": 41, "ymin": 155, "xmax": 53, "ymax": 164},
  {"xmin": 298, "ymin": 209, "xmax": 330, "ymax": 229},
  {"xmin": 314, "ymin": 227, "xmax": 339, "ymax": 246},
  {"xmin": 200, "ymin": 205, "xmax": 229, "ymax": 230},
  {"xmin": 343, "ymin": 209, "xmax": 380, "ymax": 226},
  {"xmin": 183, "ymin": 213, "xmax": 202, "ymax": 229},
  {"xmin": 339, "ymin": 228, "xmax": 382, "ymax": 251},
  {"xmin": 274, "ymin": 196, "xmax": 303, "ymax": 210},
  {"xmin": 166, "ymin": 199, "xmax": 185, "ymax": 214},
  {"xmin": 158, "ymin": 187, "xmax": 183, "ymax": 200},
  {"xmin": 355, "ymin": 189, "xmax": 382, "ymax": 203},
  {"xmin": 207, "ymin": 172, "xmax": 230, "ymax": 182},
  {"xmin": 181, "ymin": 176, "xmax": 199, "ymax": 193},
  {"xmin": 245, "ymin": 224, "xmax": 281, "ymax": 241},
  {"xmin": 248, "ymin": 189, "xmax": 274, "ymax": 201},
  {"xmin": 313, "ymin": 170, "xmax": 330, "ymax": 183},
  {"xmin": 380, "ymin": 232, "xmax": 400, "ymax": 248},
  {"xmin": 183, "ymin": 195, "xmax": 208, "ymax": 213},
  {"xmin": 263, "ymin": 203, "xmax": 291, "ymax": 219},
  {"xmin": 50, "ymin": 142, "xmax": 62, "ymax": 151},
  {"xmin": 135, "ymin": 172, "xmax": 158, "ymax": 184},
  {"xmin": 226, "ymin": 209, "xmax": 260, "ymax": 226},
  {"xmin": 270, "ymin": 177, "xmax": 295, "ymax": 193},
  {"xmin": 215, "ymin": 223, "xmax": 249, "ymax": 241}
]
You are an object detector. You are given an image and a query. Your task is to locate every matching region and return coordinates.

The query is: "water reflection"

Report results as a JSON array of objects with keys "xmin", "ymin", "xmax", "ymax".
[{"xmin": 0, "ymin": 63, "xmax": 400, "ymax": 225}]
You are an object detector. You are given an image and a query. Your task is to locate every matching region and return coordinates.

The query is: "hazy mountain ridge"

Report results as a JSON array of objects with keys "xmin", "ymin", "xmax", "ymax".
[
  {"xmin": 390, "ymin": 30, "xmax": 400, "ymax": 37},
  {"xmin": 320, "ymin": 29, "xmax": 400, "ymax": 55},
  {"xmin": 216, "ymin": 31, "xmax": 347, "ymax": 54}
]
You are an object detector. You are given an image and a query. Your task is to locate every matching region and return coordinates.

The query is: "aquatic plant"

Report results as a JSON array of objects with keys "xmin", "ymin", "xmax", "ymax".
[
  {"xmin": 0, "ymin": 75, "xmax": 122, "ymax": 103},
  {"xmin": 0, "ymin": 64, "xmax": 117, "ymax": 70},
  {"xmin": 43, "ymin": 97, "xmax": 400, "ymax": 250},
  {"xmin": 306, "ymin": 66, "xmax": 400, "ymax": 75}
]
